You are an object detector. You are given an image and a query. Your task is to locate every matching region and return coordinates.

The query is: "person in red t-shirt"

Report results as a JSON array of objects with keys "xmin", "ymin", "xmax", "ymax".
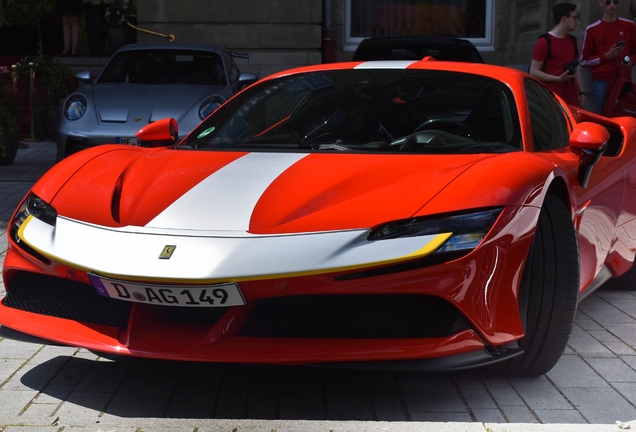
[
  {"xmin": 581, "ymin": 0, "xmax": 636, "ymax": 113},
  {"xmin": 530, "ymin": 3, "xmax": 585, "ymax": 108}
]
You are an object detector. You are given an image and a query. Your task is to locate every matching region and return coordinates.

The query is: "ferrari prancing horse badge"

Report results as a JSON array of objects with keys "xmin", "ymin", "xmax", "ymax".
[{"xmin": 159, "ymin": 245, "xmax": 176, "ymax": 259}]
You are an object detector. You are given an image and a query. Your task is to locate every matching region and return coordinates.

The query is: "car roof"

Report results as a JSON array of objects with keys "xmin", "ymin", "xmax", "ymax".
[
  {"xmin": 352, "ymin": 36, "xmax": 484, "ymax": 63},
  {"xmin": 265, "ymin": 60, "xmax": 527, "ymax": 92},
  {"xmin": 117, "ymin": 42, "xmax": 225, "ymax": 54}
]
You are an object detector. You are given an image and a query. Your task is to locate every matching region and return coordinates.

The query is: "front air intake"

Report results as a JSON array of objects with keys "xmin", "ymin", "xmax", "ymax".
[{"xmin": 240, "ymin": 294, "xmax": 472, "ymax": 339}]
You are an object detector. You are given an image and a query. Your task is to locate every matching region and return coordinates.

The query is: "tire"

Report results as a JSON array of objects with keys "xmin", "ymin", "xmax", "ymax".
[{"xmin": 500, "ymin": 195, "xmax": 580, "ymax": 376}]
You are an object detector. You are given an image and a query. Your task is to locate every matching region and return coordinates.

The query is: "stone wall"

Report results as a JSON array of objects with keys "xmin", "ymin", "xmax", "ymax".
[
  {"xmin": 135, "ymin": 0, "xmax": 322, "ymax": 78},
  {"xmin": 133, "ymin": 0, "xmax": 636, "ymax": 81}
]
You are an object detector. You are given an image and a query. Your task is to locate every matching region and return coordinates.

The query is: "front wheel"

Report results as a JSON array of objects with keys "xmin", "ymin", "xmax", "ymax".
[{"xmin": 500, "ymin": 195, "xmax": 580, "ymax": 376}]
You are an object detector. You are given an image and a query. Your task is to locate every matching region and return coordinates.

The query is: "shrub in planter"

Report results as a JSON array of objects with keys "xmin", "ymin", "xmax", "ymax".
[
  {"xmin": 37, "ymin": 61, "xmax": 77, "ymax": 111},
  {"xmin": 0, "ymin": 69, "xmax": 21, "ymax": 166},
  {"xmin": 14, "ymin": 56, "xmax": 77, "ymax": 139},
  {"xmin": 0, "ymin": 112, "xmax": 20, "ymax": 166}
]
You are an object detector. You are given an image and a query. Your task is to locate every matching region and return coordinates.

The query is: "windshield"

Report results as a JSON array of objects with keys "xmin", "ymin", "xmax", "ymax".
[
  {"xmin": 98, "ymin": 49, "xmax": 227, "ymax": 86},
  {"xmin": 182, "ymin": 69, "xmax": 522, "ymax": 154}
]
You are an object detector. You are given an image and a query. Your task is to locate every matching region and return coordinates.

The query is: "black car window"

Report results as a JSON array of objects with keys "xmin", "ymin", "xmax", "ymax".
[
  {"xmin": 182, "ymin": 69, "xmax": 523, "ymax": 155},
  {"xmin": 524, "ymin": 79, "xmax": 569, "ymax": 151},
  {"xmin": 97, "ymin": 49, "xmax": 227, "ymax": 86},
  {"xmin": 354, "ymin": 43, "xmax": 483, "ymax": 63},
  {"xmin": 352, "ymin": 38, "xmax": 484, "ymax": 63}
]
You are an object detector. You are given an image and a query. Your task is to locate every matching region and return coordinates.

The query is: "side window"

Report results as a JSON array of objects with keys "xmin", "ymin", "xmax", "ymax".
[{"xmin": 524, "ymin": 79, "xmax": 570, "ymax": 151}]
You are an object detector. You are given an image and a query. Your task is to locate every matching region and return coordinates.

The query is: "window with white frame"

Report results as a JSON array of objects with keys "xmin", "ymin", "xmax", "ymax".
[{"xmin": 344, "ymin": 0, "xmax": 494, "ymax": 52}]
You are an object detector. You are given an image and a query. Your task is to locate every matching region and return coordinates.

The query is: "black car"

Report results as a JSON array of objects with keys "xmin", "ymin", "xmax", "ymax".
[{"xmin": 352, "ymin": 36, "xmax": 484, "ymax": 63}]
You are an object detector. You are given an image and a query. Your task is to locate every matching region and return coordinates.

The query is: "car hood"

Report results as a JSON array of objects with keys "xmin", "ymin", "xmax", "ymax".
[
  {"xmin": 44, "ymin": 148, "xmax": 535, "ymax": 235},
  {"xmin": 90, "ymin": 83, "xmax": 225, "ymax": 123}
]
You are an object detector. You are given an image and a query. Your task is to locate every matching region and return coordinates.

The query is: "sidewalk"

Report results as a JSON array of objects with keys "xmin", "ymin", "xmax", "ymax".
[{"xmin": 0, "ymin": 141, "xmax": 635, "ymax": 432}]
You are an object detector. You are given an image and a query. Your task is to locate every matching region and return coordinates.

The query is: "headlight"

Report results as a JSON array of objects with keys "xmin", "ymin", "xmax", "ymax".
[
  {"xmin": 10, "ymin": 193, "xmax": 56, "ymax": 263},
  {"xmin": 12, "ymin": 193, "xmax": 57, "ymax": 235},
  {"xmin": 199, "ymin": 96, "xmax": 225, "ymax": 119},
  {"xmin": 368, "ymin": 208, "xmax": 503, "ymax": 253},
  {"xmin": 64, "ymin": 94, "xmax": 87, "ymax": 120}
]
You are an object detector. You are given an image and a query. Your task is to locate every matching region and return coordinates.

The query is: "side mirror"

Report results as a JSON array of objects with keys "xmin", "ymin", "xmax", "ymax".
[
  {"xmin": 569, "ymin": 122, "xmax": 610, "ymax": 188},
  {"xmin": 135, "ymin": 118, "xmax": 179, "ymax": 147},
  {"xmin": 237, "ymin": 71, "xmax": 258, "ymax": 90}
]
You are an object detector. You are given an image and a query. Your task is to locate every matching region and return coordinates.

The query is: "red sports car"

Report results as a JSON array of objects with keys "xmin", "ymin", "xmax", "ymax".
[{"xmin": 2, "ymin": 59, "xmax": 635, "ymax": 376}]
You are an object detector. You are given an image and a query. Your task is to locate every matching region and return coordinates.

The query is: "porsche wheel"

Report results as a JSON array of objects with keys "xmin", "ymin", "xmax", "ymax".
[{"xmin": 502, "ymin": 195, "xmax": 580, "ymax": 376}]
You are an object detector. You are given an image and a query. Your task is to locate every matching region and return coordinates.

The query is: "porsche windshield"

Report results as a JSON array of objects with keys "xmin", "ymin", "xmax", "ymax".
[
  {"xmin": 98, "ymin": 49, "xmax": 226, "ymax": 86},
  {"xmin": 182, "ymin": 69, "xmax": 522, "ymax": 154}
]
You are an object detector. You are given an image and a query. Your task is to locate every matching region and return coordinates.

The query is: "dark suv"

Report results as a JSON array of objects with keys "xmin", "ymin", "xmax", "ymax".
[{"xmin": 352, "ymin": 36, "xmax": 484, "ymax": 63}]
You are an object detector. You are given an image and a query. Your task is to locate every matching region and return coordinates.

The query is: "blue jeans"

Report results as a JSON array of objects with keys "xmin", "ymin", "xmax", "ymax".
[{"xmin": 592, "ymin": 80, "xmax": 609, "ymax": 114}]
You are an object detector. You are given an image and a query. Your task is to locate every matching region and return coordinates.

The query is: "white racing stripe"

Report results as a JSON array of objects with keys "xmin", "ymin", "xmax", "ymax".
[
  {"xmin": 146, "ymin": 152, "xmax": 308, "ymax": 231},
  {"xmin": 354, "ymin": 61, "xmax": 416, "ymax": 69}
]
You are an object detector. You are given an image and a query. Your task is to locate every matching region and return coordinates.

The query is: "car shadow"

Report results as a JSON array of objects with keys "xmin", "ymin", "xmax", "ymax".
[
  {"xmin": 17, "ymin": 282, "xmax": 636, "ymax": 426},
  {"xmin": 19, "ymin": 355, "xmax": 503, "ymax": 421}
]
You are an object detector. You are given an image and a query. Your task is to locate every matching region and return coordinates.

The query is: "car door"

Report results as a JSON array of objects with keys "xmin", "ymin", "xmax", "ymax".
[{"xmin": 524, "ymin": 79, "xmax": 626, "ymax": 291}]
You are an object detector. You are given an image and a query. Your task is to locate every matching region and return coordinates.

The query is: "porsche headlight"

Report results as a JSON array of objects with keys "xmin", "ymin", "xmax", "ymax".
[
  {"xmin": 64, "ymin": 95, "xmax": 87, "ymax": 120},
  {"xmin": 199, "ymin": 96, "xmax": 225, "ymax": 119},
  {"xmin": 12, "ymin": 193, "xmax": 57, "ymax": 235},
  {"xmin": 368, "ymin": 208, "xmax": 503, "ymax": 253}
]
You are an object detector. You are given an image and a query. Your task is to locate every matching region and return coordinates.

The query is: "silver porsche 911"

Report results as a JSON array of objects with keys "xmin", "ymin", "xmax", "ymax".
[{"xmin": 56, "ymin": 43, "xmax": 258, "ymax": 161}]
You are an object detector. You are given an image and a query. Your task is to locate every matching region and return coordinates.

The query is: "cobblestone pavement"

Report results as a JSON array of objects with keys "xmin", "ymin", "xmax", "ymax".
[{"xmin": 0, "ymin": 142, "xmax": 635, "ymax": 432}]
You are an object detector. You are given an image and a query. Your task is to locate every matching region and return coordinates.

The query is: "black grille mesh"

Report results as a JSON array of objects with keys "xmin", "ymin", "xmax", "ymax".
[
  {"xmin": 4, "ymin": 272, "xmax": 132, "ymax": 328},
  {"xmin": 239, "ymin": 294, "xmax": 471, "ymax": 339},
  {"xmin": 4, "ymin": 273, "xmax": 473, "ymax": 340}
]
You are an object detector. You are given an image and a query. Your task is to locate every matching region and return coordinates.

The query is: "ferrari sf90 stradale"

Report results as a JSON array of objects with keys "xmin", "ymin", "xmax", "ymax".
[{"xmin": 3, "ymin": 59, "xmax": 635, "ymax": 376}]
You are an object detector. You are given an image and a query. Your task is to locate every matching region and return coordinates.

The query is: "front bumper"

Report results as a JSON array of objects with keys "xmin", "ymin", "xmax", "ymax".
[
  {"xmin": 0, "ymin": 323, "xmax": 523, "ymax": 371},
  {"xmin": 0, "ymin": 269, "xmax": 486, "ymax": 364},
  {"xmin": 1, "ymin": 205, "xmax": 540, "ymax": 367}
]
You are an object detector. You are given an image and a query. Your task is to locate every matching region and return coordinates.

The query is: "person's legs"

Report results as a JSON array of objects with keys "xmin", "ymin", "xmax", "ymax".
[
  {"xmin": 592, "ymin": 80, "xmax": 609, "ymax": 114},
  {"xmin": 70, "ymin": 14, "xmax": 79, "ymax": 55},
  {"xmin": 61, "ymin": 15, "xmax": 71, "ymax": 55}
]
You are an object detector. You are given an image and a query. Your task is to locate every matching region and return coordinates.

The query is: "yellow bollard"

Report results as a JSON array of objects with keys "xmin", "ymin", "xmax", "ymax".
[{"xmin": 11, "ymin": 64, "xmax": 17, "ymax": 88}]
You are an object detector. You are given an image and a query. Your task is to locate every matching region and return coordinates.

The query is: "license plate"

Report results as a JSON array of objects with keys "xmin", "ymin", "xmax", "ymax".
[
  {"xmin": 89, "ymin": 274, "xmax": 246, "ymax": 307},
  {"xmin": 116, "ymin": 137, "xmax": 139, "ymax": 146}
]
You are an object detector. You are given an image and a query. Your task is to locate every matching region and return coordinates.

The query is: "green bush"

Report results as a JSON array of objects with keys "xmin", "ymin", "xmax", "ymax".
[
  {"xmin": 14, "ymin": 56, "xmax": 77, "ymax": 116},
  {"xmin": 1, "ymin": 0, "xmax": 55, "ymax": 55},
  {"xmin": 0, "ymin": 0, "xmax": 53, "ymax": 26},
  {"xmin": 0, "ymin": 69, "xmax": 21, "ymax": 164}
]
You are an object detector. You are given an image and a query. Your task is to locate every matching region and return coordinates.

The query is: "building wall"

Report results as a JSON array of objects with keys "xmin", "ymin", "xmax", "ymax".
[
  {"xmin": 136, "ymin": 0, "xmax": 322, "ymax": 79},
  {"xmin": 134, "ymin": 0, "xmax": 636, "ymax": 78}
]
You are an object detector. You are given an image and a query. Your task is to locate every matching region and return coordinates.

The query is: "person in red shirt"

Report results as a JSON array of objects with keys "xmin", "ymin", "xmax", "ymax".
[
  {"xmin": 581, "ymin": 0, "xmax": 636, "ymax": 113},
  {"xmin": 530, "ymin": 3, "xmax": 585, "ymax": 108}
]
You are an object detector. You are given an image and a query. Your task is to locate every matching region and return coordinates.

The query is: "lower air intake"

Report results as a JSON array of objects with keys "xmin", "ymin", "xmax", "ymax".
[
  {"xmin": 240, "ymin": 294, "xmax": 472, "ymax": 339},
  {"xmin": 4, "ymin": 272, "xmax": 132, "ymax": 328}
]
